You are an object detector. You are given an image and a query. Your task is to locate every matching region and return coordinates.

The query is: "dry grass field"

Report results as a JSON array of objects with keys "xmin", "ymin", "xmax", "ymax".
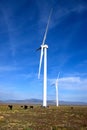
[{"xmin": 0, "ymin": 104, "xmax": 87, "ymax": 130}]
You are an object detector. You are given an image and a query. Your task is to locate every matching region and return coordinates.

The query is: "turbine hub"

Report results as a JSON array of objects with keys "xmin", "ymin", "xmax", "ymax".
[{"xmin": 41, "ymin": 44, "xmax": 48, "ymax": 48}]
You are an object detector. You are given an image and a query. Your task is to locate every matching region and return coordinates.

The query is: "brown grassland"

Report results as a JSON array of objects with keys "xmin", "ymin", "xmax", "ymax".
[{"xmin": 0, "ymin": 104, "xmax": 87, "ymax": 130}]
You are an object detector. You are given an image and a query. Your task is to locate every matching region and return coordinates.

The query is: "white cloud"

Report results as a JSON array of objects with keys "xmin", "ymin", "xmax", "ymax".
[
  {"xmin": 48, "ymin": 76, "xmax": 87, "ymax": 91},
  {"xmin": 60, "ymin": 77, "xmax": 80, "ymax": 83},
  {"xmin": 48, "ymin": 75, "xmax": 87, "ymax": 102}
]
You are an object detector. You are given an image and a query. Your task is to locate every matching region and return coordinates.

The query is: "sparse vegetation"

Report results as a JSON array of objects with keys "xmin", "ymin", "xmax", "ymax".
[{"xmin": 0, "ymin": 104, "xmax": 87, "ymax": 130}]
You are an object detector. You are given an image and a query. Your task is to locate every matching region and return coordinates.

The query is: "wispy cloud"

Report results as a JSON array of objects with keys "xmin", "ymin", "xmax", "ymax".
[
  {"xmin": 0, "ymin": 84, "xmax": 19, "ymax": 100},
  {"xmin": 48, "ymin": 0, "xmax": 87, "ymax": 28},
  {"xmin": 0, "ymin": 5, "xmax": 17, "ymax": 57},
  {"xmin": 17, "ymin": 72, "xmax": 37, "ymax": 80},
  {"xmin": 0, "ymin": 66, "xmax": 20, "ymax": 72},
  {"xmin": 76, "ymin": 60, "xmax": 87, "ymax": 68},
  {"xmin": 0, "ymin": 87, "xmax": 28, "ymax": 100}
]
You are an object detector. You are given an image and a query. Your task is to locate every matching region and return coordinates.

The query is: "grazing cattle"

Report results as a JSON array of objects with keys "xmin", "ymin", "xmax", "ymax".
[
  {"xmin": 40, "ymin": 105, "xmax": 49, "ymax": 108},
  {"xmin": 21, "ymin": 105, "xmax": 23, "ymax": 108},
  {"xmin": 42, "ymin": 106, "xmax": 46, "ymax": 108},
  {"xmin": 30, "ymin": 106, "xmax": 33, "ymax": 109},
  {"xmin": 71, "ymin": 107, "xmax": 74, "ymax": 110},
  {"xmin": 8, "ymin": 105, "xmax": 13, "ymax": 110},
  {"xmin": 24, "ymin": 105, "xmax": 28, "ymax": 109},
  {"xmin": 40, "ymin": 105, "xmax": 46, "ymax": 108}
]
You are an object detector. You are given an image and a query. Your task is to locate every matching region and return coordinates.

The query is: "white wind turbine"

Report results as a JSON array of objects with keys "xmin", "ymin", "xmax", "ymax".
[
  {"xmin": 52, "ymin": 72, "xmax": 60, "ymax": 107},
  {"xmin": 55, "ymin": 72, "xmax": 60, "ymax": 107},
  {"xmin": 37, "ymin": 9, "xmax": 52, "ymax": 107}
]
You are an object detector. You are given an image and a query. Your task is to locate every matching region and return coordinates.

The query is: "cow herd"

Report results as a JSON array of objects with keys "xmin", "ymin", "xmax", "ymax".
[
  {"xmin": 8, "ymin": 105, "xmax": 34, "ymax": 110},
  {"xmin": 8, "ymin": 105, "xmax": 49, "ymax": 110}
]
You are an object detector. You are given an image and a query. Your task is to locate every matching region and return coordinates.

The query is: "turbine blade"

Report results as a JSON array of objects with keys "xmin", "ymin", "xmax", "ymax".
[
  {"xmin": 42, "ymin": 8, "xmax": 53, "ymax": 45},
  {"xmin": 36, "ymin": 47, "xmax": 41, "ymax": 51},
  {"xmin": 56, "ymin": 72, "xmax": 60, "ymax": 87},
  {"xmin": 38, "ymin": 47, "xmax": 43, "ymax": 79},
  {"xmin": 57, "ymin": 72, "xmax": 60, "ymax": 80}
]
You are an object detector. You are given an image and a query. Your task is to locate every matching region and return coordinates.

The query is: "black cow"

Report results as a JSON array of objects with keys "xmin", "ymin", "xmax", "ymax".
[
  {"xmin": 71, "ymin": 106, "xmax": 74, "ymax": 110},
  {"xmin": 24, "ymin": 105, "xmax": 28, "ymax": 109},
  {"xmin": 40, "ymin": 105, "xmax": 49, "ymax": 108},
  {"xmin": 30, "ymin": 106, "xmax": 33, "ymax": 109},
  {"xmin": 8, "ymin": 105, "xmax": 13, "ymax": 110}
]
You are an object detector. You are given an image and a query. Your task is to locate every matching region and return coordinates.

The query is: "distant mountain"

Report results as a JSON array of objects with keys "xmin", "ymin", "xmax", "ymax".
[
  {"xmin": 2, "ymin": 99, "xmax": 42, "ymax": 104},
  {"xmin": 59, "ymin": 101, "xmax": 87, "ymax": 105},
  {"xmin": 1, "ymin": 99, "xmax": 87, "ymax": 105},
  {"xmin": 0, "ymin": 100, "xmax": 3, "ymax": 103}
]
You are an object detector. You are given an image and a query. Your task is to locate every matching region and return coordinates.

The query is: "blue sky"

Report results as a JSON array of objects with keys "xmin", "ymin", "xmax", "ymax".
[{"xmin": 0, "ymin": 0, "xmax": 87, "ymax": 102}]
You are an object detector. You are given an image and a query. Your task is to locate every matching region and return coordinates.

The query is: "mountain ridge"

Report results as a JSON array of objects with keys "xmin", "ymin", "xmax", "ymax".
[{"xmin": 0, "ymin": 99, "xmax": 87, "ymax": 105}]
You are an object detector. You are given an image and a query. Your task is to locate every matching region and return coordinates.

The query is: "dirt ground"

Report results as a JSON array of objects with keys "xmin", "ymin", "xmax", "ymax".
[{"xmin": 0, "ymin": 104, "xmax": 87, "ymax": 130}]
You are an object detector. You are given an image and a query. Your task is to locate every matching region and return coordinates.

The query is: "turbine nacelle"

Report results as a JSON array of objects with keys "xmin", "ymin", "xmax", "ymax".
[
  {"xmin": 36, "ymin": 44, "xmax": 48, "ymax": 52},
  {"xmin": 41, "ymin": 44, "xmax": 48, "ymax": 49},
  {"xmin": 38, "ymin": 44, "xmax": 48, "ymax": 79}
]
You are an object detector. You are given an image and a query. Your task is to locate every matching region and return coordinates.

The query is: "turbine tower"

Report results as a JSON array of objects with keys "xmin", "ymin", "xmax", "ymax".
[
  {"xmin": 55, "ymin": 72, "xmax": 60, "ymax": 107},
  {"xmin": 37, "ymin": 9, "xmax": 52, "ymax": 107}
]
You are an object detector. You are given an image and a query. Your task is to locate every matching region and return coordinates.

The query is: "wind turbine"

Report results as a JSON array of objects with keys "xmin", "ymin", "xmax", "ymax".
[
  {"xmin": 55, "ymin": 72, "xmax": 60, "ymax": 107},
  {"xmin": 37, "ymin": 9, "xmax": 52, "ymax": 107}
]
